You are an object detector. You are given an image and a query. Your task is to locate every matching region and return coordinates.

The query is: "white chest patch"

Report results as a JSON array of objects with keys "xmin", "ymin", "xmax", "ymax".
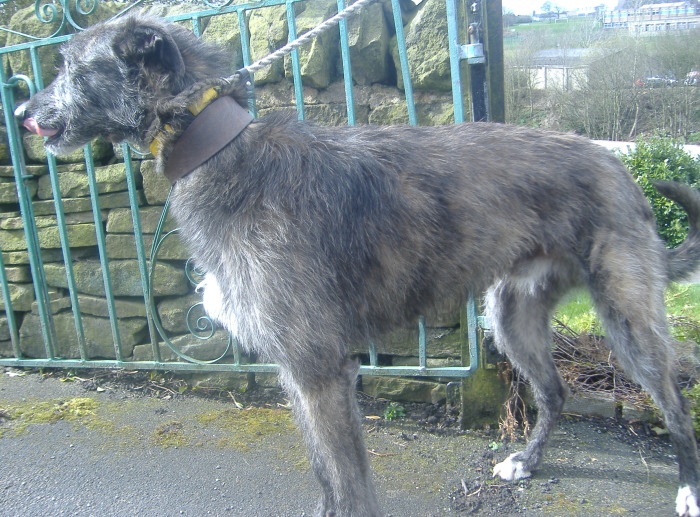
[
  {"xmin": 677, "ymin": 486, "xmax": 700, "ymax": 517},
  {"xmin": 196, "ymin": 273, "xmax": 238, "ymax": 336}
]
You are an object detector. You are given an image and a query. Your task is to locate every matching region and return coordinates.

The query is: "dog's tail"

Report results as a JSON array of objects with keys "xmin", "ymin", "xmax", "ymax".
[{"xmin": 654, "ymin": 180, "xmax": 700, "ymax": 282}]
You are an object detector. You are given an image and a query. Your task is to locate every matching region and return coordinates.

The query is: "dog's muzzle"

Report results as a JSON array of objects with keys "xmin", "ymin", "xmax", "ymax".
[{"xmin": 14, "ymin": 102, "xmax": 60, "ymax": 137}]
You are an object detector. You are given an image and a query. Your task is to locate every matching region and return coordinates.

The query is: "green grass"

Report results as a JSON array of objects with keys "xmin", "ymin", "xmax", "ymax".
[
  {"xmin": 666, "ymin": 284, "xmax": 700, "ymax": 317},
  {"xmin": 555, "ymin": 290, "xmax": 601, "ymax": 334},
  {"xmin": 554, "ymin": 283, "xmax": 700, "ymax": 339},
  {"xmin": 511, "ymin": 16, "xmax": 596, "ymax": 35},
  {"xmin": 505, "ymin": 16, "xmax": 602, "ymax": 50}
]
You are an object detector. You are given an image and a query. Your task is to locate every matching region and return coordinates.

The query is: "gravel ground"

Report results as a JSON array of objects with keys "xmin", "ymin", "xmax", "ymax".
[{"xmin": 0, "ymin": 368, "xmax": 685, "ymax": 516}]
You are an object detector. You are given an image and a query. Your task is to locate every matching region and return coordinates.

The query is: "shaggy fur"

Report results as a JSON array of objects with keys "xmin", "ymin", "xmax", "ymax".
[{"xmin": 15, "ymin": 16, "xmax": 700, "ymax": 517}]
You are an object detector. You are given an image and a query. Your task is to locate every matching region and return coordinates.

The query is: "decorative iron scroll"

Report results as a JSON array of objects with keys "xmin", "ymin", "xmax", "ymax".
[
  {"xmin": 0, "ymin": 0, "xmax": 268, "ymax": 40},
  {"xmin": 147, "ymin": 193, "xmax": 236, "ymax": 365},
  {"xmin": 35, "ymin": 0, "xmax": 98, "ymax": 31},
  {"xmin": 0, "ymin": 0, "xmax": 105, "ymax": 40}
]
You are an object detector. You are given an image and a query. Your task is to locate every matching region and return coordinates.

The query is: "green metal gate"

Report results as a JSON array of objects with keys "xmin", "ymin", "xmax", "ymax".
[{"xmin": 0, "ymin": 0, "xmax": 501, "ymax": 384}]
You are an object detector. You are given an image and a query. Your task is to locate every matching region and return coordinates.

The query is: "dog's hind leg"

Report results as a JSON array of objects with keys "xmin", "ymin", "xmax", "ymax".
[
  {"xmin": 279, "ymin": 356, "xmax": 381, "ymax": 517},
  {"xmin": 488, "ymin": 263, "xmax": 574, "ymax": 481},
  {"xmin": 588, "ymin": 246, "xmax": 700, "ymax": 516}
]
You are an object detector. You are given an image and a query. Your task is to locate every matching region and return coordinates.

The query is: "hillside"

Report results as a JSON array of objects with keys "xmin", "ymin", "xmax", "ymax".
[{"xmin": 503, "ymin": 16, "xmax": 700, "ymax": 141}]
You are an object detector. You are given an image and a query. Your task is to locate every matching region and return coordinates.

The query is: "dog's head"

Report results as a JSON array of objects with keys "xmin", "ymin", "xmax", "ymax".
[{"xmin": 15, "ymin": 16, "xmax": 228, "ymax": 155}]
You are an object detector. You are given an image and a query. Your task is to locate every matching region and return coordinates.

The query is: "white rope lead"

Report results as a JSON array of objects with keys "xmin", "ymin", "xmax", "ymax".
[{"xmin": 244, "ymin": 0, "xmax": 379, "ymax": 74}]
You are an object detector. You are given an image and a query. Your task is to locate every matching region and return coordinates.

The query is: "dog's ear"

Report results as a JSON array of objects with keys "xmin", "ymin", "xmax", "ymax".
[{"xmin": 113, "ymin": 21, "xmax": 185, "ymax": 77}]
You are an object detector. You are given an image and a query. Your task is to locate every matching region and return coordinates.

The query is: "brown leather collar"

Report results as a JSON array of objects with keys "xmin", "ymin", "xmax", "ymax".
[{"xmin": 162, "ymin": 95, "xmax": 253, "ymax": 184}]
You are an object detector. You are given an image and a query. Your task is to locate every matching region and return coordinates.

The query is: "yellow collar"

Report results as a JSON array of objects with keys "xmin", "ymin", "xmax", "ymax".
[{"xmin": 149, "ymin": 87, "xmax": 222, "ymax": 157}]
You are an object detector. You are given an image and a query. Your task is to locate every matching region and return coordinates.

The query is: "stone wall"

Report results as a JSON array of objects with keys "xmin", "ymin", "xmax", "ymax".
[{"xmin": 0, "ymin": 0, "xmax": 470, "ymax": 402}]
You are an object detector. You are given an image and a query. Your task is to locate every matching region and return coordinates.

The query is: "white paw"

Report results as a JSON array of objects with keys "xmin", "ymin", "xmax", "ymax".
[
  {"xmin": 677, "ymin": 486, "xmax": 700, "ymax": 517},
  {"xmin": 493, "ymin": 453, "xmax": 532, "ymax": 481}
]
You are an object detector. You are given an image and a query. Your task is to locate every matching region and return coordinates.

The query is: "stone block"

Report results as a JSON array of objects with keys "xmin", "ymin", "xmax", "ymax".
[
  {"xmin": 37, "ymin": 163, "xmax": 131, "ymax": 199},
  {"xmin": 77, "ymin": 294, "xmax": 147, "ymax": 319},
  {"xmin": 284, "ymin": 0, "xmax": 339, "ymax": 89},
  {"xmin": 30, "ymin": 192, "xmax": 146, "ymax": 217},
  {"xmin": 347, "ymin": 2, "xmax": 390, "ymax": 86},
  {"xmin": 19, "ymin": 311, "xmax": 147, "ymax": 359},
  {"xmin": 182, "ymin": 371, "xmax": 251, "ymax": 392},
  {"xmin": 140, "ymin": 160, "xmax": 171, "ymax": 206},
  {"xmin": 391, "ymin": 0, "xmax": 451, "ymax": 92},
  {"xmin": 0, "ymin": 223, "xmax": 97, "ymax": 251},
  {"xmin": 132, "ymin": 330, "xmax": 231, "ymax": 363},
  {"xmin": 355, "ymin": 324, "xmax": 461, "ymax": 358},
  {"xmin": 2, "ymin": 248, "xmax": 65, "ymax": 266},
  {"xmin": 0, "ymin": 165, "xmax": 48, "ymax": 178},
  {"xmin": 3, "ymin": 266, "xmax": 30, "ymax": 283},
  {"xmin": 248, "ymin": 5, "xmax": 288, "ymax": 85},
  {"xmin": 0, "ymin": 339, "xmax": 14, "ymax": 358},
  {"xmin": 105, "ymin": 233, "xmax": 189, "ymax": 261},
  {"xmin": 23, "ymin": 133, "xmax": 112, "ymax": 164},
  {"xmin": 0, "ymin": 177, "xmax": 37, "ymax": 203},
  {"xmin": 361, "ymin": 376, "xmax": 446, "ymax": 404},
  {"xmin": 202, "ymin": 12, "xmax": 244, "ymax": 71},
  {"xmin": 304, "ymin": 104, "xmax": 370, "ymax": 126},
  {"xmin": 0, "ymin": 315, "xmax": 11, "ymax": 341},
  {"xmin": 0, "ymin": 126, "xmax": 10, "ymax": 165},
  {"xmin": 106, "ymin": 206, "xmax": 177, "ymax": 234},
  {"xmin": 0, "ymin": 283, "xmax": 34, "ymax": 312},
  {"xmin": 368, "ymin": 98, "xmax": 454, "ymax": 127},
  {"xmin": 31, "ymin": 288, "xmax": 71, "ymax": 315},
  {"xmin": 43, "ymin": 259, "xmax": 189, "ymax": 297},
  {"xmin": 157, "ymin": 293, "xmax": 205, "ymax": 334}
]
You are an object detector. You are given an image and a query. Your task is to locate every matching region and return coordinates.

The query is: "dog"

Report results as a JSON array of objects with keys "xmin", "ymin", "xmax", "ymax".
[{"xmin": 14, "ymin": 16, "xmax": 700, "ymax": 517}]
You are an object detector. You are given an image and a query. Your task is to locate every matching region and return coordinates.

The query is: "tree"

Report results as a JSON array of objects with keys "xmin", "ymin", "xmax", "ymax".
[
  {"xmin": 504, "ymin": 32, "xmax": 546, "ymax": 126},
  {"xmin": 541, "ymin": 2, "xmax": 553, "ymax": 16},
  {"xmin": 504, "ymin": 14, "xmax": 700, "ymax": 140},
  {"xmin": 552, "ymin": 4, "xmax": 565, "ymax": 19}
]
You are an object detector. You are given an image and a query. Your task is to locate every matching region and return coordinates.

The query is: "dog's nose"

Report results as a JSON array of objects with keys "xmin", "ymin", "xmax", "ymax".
[{"xmin": 14, "ymin": 102, "xmax": 27, "ymax": 121}]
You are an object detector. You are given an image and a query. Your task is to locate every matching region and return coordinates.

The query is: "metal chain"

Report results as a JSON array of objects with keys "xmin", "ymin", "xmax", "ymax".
[{"xmin": 244, "ymin": 0, "xmax": 379, "ymax": 74}]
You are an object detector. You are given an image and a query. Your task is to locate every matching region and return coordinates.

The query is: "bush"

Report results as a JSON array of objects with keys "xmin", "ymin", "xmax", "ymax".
[
  {"xmin": 383, "ymin": 402, "xmax": 405, "ymax": 421},
  {"xmin": 619, "ymin": 135, "xmax": 700, "ymax": 248}
]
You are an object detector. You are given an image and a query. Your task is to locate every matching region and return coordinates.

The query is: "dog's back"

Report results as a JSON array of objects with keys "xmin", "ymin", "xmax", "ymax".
[{"xmin": 173, "ymin": 117, "xmax": 666, "ymax": 328}]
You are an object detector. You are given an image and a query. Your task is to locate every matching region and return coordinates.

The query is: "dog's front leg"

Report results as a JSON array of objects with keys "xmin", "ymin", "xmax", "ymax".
[{"xmin": 280, "ymin": 357, "xmax": 381, "ymax": 517}]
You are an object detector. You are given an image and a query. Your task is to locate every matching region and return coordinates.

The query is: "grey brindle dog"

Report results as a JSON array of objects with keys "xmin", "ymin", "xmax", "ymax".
[{"xmin": 15, "ymin": 16, "xmax": 700, "ymax": 517}]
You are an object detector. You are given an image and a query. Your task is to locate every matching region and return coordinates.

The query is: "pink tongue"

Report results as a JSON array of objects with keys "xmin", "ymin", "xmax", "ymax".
[{"xmin": 23, "ymin": 118, "xmax": 59, "ymax": 137}]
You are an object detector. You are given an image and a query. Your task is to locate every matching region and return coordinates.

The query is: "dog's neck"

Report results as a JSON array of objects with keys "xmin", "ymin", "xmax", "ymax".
[
  {"xmin": 148, "ymin": 74, "xmax": 254, "ymax": 184},
  {"xmin": 149, "ymin": 86, "xmax": 225, "ymax": 157}
]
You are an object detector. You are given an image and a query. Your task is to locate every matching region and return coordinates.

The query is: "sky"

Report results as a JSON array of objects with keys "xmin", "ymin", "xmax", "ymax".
[{"xmin": 502, "ymin": 1, "xmax": 614, "ymax": 16}]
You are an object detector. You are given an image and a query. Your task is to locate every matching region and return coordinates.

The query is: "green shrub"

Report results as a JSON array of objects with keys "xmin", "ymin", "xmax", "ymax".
[
  {"xmin": 383, "ymin": 402, "xmax": 406, "ymax": 421},
  {"xmin": 619, "ymin": 135, "xmax": 700, "ymax": 248}
]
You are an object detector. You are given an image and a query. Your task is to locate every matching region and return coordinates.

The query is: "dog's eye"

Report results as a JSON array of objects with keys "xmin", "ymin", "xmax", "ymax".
[{"xmin": 55, "ymin": 60, "xmax": 69, "ymax": 76}]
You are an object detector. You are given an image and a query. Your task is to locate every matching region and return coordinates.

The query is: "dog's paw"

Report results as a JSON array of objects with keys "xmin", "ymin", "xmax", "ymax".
[
  {"xmin": 677, "ymin": 486, "xmax": 700, "ymax": 517},
  {"xmin": 492, "ymin": 453, "xmax": 531, "ymax": 481}
]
